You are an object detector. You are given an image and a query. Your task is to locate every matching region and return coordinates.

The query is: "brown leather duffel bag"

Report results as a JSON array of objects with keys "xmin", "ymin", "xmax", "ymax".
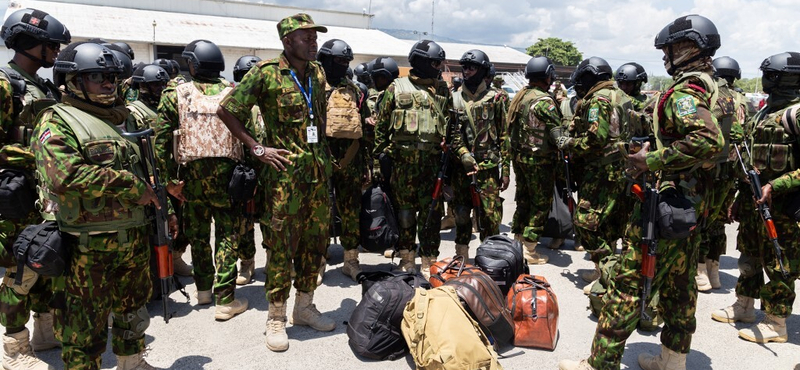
[
  {"xmin": 444, "ymin": 270, "xmax": 515, "ymax": 347},
  {"xmin": 506, "ymin": 274, "xmax": 559, "ymax": 350},
  {"xmin": 429, "ymin": 255, "xmax": 482, "ymax": 288}
]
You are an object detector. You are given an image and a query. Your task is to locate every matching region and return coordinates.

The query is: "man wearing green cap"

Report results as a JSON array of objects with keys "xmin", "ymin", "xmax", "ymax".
[{"xmin": 217, "ymin": 13, "xmax": 334, "ymax": 353}]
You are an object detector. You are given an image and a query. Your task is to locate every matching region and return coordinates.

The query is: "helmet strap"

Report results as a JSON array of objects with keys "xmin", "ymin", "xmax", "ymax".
[{"xmin": 17, "ymin": 49, "xmax": 50, "ymax": 68}]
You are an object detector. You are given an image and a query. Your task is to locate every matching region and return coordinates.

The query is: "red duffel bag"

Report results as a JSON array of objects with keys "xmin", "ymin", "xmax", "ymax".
[
  {"xmin": 429, "ymin": 255, "xmax": 482, "ymax": 288},
  {"xmin": 506, "ymin": 274, "xmax": 559, "ymax": 350}
]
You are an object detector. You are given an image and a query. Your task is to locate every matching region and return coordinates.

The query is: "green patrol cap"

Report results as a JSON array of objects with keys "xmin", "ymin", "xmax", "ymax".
[{"xmin": 277, "ymin": 13, "xmax": 328, "ymax": 39}]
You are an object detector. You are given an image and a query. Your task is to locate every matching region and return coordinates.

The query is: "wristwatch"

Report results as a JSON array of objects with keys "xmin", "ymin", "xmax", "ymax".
[{"xmin": 251, "ymin": 145, "xmax": 266, "ymax": 157}]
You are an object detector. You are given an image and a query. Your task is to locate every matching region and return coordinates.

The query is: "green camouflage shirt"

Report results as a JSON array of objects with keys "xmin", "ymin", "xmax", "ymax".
[
  {"xmin": 451, "ymin": 83, "xmax": 510, "ymax": 177},
  {"xmin": 506, "ymin": 85, "xmax": 562, "ymax": 162},
  {"xmin": 219, "ymin": 52, "xmax": 331, "ymax": 184},
  {"xmin": 750, "ymin": 95, "xmax": 800, "ymax": 194},
  {"xmin": 565, "ymin": 83, "xmax": 626, "ymax": 164}
]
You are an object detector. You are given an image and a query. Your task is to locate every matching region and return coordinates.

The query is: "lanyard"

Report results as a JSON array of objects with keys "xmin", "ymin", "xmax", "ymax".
[{"xmin": 289, "ymin": 70, "xmax": 314, "ymax": 120}]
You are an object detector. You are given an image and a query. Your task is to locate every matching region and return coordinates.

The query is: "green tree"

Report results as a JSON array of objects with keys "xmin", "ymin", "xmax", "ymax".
[
  {"xmin": 735, "ymin": 77, "xmax": 762, "ymax": 93},
  {"xmin": 525, "ymin": 37, "xmax": 582, "ymax": 66}
]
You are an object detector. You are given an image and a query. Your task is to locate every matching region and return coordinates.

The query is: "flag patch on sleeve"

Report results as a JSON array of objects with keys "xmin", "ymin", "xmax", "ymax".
[{"xmin": 38, "ymin": 129, "xmax": 51, "ymax": 144}]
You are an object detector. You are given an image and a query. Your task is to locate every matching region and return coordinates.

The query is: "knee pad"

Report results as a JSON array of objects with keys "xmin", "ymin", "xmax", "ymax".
[
  {"xmin": 738, "ymin": 253, "xmax": 757, "ymax": 278},
  {"xmin": 112, "ymin": 306, "xmax": 150, "ymax": 341},
  {"xmin": 454, "ymin": 205, "xmax": 472, "ymax": 227},
  {"xmin": 397, "ymin": 209, "xmax": 416, "ymax": 229}
]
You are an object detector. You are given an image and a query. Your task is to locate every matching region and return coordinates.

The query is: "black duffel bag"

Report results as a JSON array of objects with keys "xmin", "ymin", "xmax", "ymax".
[
  {"xmin": 475, "ymin": 234, "xmax": 530, "ymax": 295},
  {"xmin": 360, "ymin": 184, "xmax": 399, "ymax": 253},
  {"xmin": 656, "ymin": 190, "xmax": 697, "ymax": 240},
  {"xmin": 12, "ymin": 221, "xmax": 70, "ymax": 283},
  {"xmin": 0, "ymin": 169, "xmax": 36, "ymax": 219}
]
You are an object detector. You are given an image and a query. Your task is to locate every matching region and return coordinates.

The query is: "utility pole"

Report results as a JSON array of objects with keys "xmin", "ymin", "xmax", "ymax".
[
  {"xmin": 152, "ymin": 20, "xmax": 157, "ymax": 61},
  {"xmin": 430, "ymin": 0, "xmax": 434, "ymax": 40}
]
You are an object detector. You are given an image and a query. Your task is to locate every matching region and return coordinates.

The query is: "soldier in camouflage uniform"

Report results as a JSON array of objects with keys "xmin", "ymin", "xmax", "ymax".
[
  {"xmin": 615, "ymin": 62, "xmax": 649, "ymax": 112},
  {"xmin": 32, "ymin": 41, "xmax": 172, "ymax": 370},
  {"xmin": 218, "ymin": 13, "xmax": 336, "ymax": 352},
  {"xmin": 0, "ymin": 9, "xmax": 70, "ymax": 370},
  {"xmin": 507, "ymin": 56, "xmax": 562, "ymax": 265},
  {"xmin": 155, "ymin": 59, "xmax": 186, "ymax": 90},
  {"xmin": 559, "ymin": 15, "xmax": 725, "ymax": 370},
  {"xmin": 450, "ymin": 50, "xmax": 509, "ymax": 260},
  {"xmin": 711, "ymin": 52, "xmax": 800, "ymax": 344},
  {"xmin": 125, "ymin": 64, "xmax": 169, "ymax": 131},
  {"xmin": 551, "ymin": 57, "xmax": 635, "ymax": 284},
  {"xmin": 372, "ymin": 40, "xmax": 452, "ymax": 278},
  {"xmin": 694, "ymin": 56, "xmax": 747, "ymax": 292},
  {"xmin": 155, "ymin": 39, "xmax": 249, "ymax": 320},
  {"xmin": 316, "ymin": 39, "xmax": 370, "ymax": 282}
]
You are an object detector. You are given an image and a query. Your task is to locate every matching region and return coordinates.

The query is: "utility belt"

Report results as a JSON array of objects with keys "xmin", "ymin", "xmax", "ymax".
[
  {"xmin": 393, "ymin": 141, "xmax": 440, "ymax": 153},
  {"xmin": 65, "ymin": 228, "xmax": 133, "ymax": 254}
]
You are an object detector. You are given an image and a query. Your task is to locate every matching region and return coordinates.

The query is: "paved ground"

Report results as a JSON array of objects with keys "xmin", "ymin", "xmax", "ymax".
[{"xmin": 29, "ymin": 175, "xmax": 800, "ymax": 369}]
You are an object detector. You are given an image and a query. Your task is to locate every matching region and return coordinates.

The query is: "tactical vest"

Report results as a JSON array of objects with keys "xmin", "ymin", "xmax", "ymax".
[
  {"xmin": 174, "ymin": 82, "xmax": 242, "ymax": 164},
  {"xmin": 453, "ymin": 87, "xmax": 501, "ymax": 162},
  {"xmin": 0, "ymin": 66, "xmax": 57, "ymax": 146},
  {"xmin": 711, "ymin": 80, "xmax": 738, "ymax": 165},
  {"xmin": 654, "ymin": 71, "xmax": 718, "ymax": 153},
  {"xmin": 389, "ymin": 77, "xmax": 447, "ymax": 145},
  {"xmin": 126, "ymin": 100, "xmax": 157, "ymax": 131},
  {"xmin": 325, "ymin": 84, "xmax": 362, "ymax": 139},
  {"xmin": 578, "ymin": 87, "xmax": 632, "ymax": 164},
  {"xmin": 43, "ymin": 104, "xmax": 147, "ymax": 233},
  {"xmin": 508, "ymin": 87, "xmax": 558, "ymax": 157},
  {"xmin": 749, "ymin": 101, "xmax": 800, "ymax": 178}
]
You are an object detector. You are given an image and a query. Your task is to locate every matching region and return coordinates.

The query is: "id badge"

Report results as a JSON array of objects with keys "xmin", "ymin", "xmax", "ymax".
[{"xmin": 307, "ymin": 126, "xmax": 319, "ymax": 144}]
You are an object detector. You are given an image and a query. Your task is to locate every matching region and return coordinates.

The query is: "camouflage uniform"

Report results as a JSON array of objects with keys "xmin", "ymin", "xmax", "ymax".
[
  {"xmin": 155, "ymin": 76, "xmax": 247, "ymax": 305},
  {"xmin": 219, "ymin": 53, "xmax": 331, "ymax": 304},
  {"xmin": 450, "ymin": 82, "xmax": 509, "ymax": 244},
  {"xmin": 560, "ymin": 81, "xmax": 635, "ymax": 263},
  {"xmin": 238, "ymin": 106, "xmax": 269, "ymax": 264},
  {"xmin": 373, "ymin": 74, "xmax": 452, "ymax": 257},
  {"xmin": 507, "ymin": 85, "xmax": 563, "ymax": 243},
  {"xmin": 165, "ymin": 74, "xmax": 187, "ymax": 90},
  {"xmin": 588, "ymin": 70, "xmax": 724, "ymax": 370},
  {"xmin": 0, "ymin": 63, "xmax": 59, "ymax": 333},
  {"xmin": 31, "ymin": 95, "xmax": 153, "ymax": 370},
  {"xmin": 327, "ymin": 79, "xmax": 370, "ymax": 251}
]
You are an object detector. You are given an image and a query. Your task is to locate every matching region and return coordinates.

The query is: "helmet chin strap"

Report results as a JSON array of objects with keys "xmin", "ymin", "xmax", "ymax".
[{"xmin": 18, "ymin": 48, "xmax": 52, "ymax": 68}]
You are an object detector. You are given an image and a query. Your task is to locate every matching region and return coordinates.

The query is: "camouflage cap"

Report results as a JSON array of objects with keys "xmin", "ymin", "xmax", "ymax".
[{"xmin": 277, "ymin": 13, "xmax": 328, "ymax": 39}]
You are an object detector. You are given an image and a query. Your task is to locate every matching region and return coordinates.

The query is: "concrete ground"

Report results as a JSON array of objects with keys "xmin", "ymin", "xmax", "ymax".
[{"xmin": 31, "ymin": 176, "xmax": 800, "ymax": 369}]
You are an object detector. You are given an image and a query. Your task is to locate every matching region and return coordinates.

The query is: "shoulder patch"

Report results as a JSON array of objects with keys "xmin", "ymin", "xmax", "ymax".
[
  {"xmin": 675, "ymin": 96, "xmax": 697, "ymax": 117},
  {"xmin": 587, "ymin": 107, "xmax": 599, "ymax": 122},
  {"xmin": 548, "ymin": 104, "xmax": 556, "ymax": 111},
  {"xmin": 38, "ymin": 128, "xmax": 51, "ymax": 144}
]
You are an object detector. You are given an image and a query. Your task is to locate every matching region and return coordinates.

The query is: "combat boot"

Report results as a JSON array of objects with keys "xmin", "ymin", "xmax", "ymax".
[
  {"xmin": 455, "ymin": 244, "xmax": 469, "ymax": 260},
  {"xmin": 581, "ymin": 263, "xmax": 600, "ymax": 283},
  {"xmin": 696, "ymin": 262, "xmax": 712, "ymax": 292},
  {"xmin": 266, "ymin": 301, "xmax": 288, "ymax": 352},
  {"xmin": 30, "ymin": 312, "xmax": 60, "ymax": 352},
  {"xmin": 638, "ymin": 344, "xmax": 687, "ymax": 370},
  {"xmin": 289, "ymin": 291, "xmax": 335, "ymax": 332},
  {"xmin": 711, "ymin": 295, "xmax": 756, "ymax": 323},
  {"xmin": 440, "ymin": 205, "xmax": 456, "ymax": 230},
  {"xmin": 316, "ymin": 258, "xmax": 326, "ymax": 286},
  {"xmin": 194, "ymin": 290, "xmax": 212, "ymax": 305},
  {"xmin": 214, "ymin": 297, "xmax": 248, "ymax": 321},
  {"xmin": 707, "ymin": 259, "xmax": 721, "ymax": 289},
  {"xmin": 341, "ymin": 249, "xmax": 362, "ymax": 282},
  {"xmin": 2, "ymin": 328, "xmax": 54, "ymax": 370},
  {"xmin": 420, "ymin": 256, "xmax": 435, "ymax": 280},
  {"xmin": 522, "ymin": 240, "xmax": 548, "ymax": 264},
  {"xmin": 236, "ymin": 258, "xmax": 255, "ymax": 285},
  {"xmin": 116, "ymin": 350, "xmax": 159, "ymax": 370},
  {"xmin": 557, "ymin": 359, "xmax": 596, "ymax": 370},
  {"xmin": 173, "ymin": 250, "xmax": 193, "ymax": 277},
  {"xmin": 548, "ymin": 238, "xmax": 564, "ymax": 250},
  {"xmin": 395, "ymin": 249, "xmax": 417, "ymax": 273},
  {"xmin": 738, "ymin": 313, "xmax": 788, "ymax": 343}
]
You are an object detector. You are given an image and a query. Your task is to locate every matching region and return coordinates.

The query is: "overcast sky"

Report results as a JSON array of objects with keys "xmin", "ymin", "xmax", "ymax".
[{"xmin": 269, "ymin": 0, "xmax": 799, "ymax": 79}]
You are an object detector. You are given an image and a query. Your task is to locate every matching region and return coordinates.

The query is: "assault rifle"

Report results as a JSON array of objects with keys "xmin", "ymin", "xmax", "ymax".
[
  {"xmin": 421, "ymin": 109, "xmax": 457, "ymax": 238},
  {"xmin": 123, "ymin": 128, "xmax": 185, "ymax": 323},
  {"xmin": 559, "ymin": 150, "xmax": 576, "ymax": 215},
  {"xmin": 628, "ymin": 137, "xmax": 658, "ymax": 321},
  {"xmin": 469, "ymin": 172, "xmax": 482, "ymax": 235},
  {"xmin": 733, "ymin": 143, "xmax": 789, "ymax": 278}
]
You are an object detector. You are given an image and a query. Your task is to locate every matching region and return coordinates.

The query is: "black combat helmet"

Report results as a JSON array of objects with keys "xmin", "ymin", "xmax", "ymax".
[
  {"xmin": 451, "ymin": 76, "xmax": 463, "ymax": 90},
  {"xmin": 655, "ymin": 15, "xmax": 720, "ymax": 75},
  {"xmin": 182, "ymin": 39, "xmax": 224, "ymax": 77},
  {"xmin": 233, "ymin": 55, "xmax": 261, "ymax": 83},
  {"xmin": 354, "ymin": 62, "xmax": 372, "ymax": 85},
  {"xmin": 615, "ymin": 62, "xmax": 647, "ymax": 83},
  {"xmin": 103, "ymin": 43, "xmax": 133, "ymax": 79},
  {"xmin": 760, "ymin": 52, "xmax": 800, "ymax": 94},
  {"xmin": 111, "ymin": 42, "xmax": 134, "ymax": 60},
  {"xmin": 370, "ymin": 56, "xmax": 400, "ymax": 80},
  {"xmin": 132, "ymin": 64, "xmax": 170, "ymax": 84},
  {"xmin": 53, "ymin": 41, "xmax": 123, "ymax": 96},
  {"xmin": 487, "ymin": 63, "xmax": 497, "ymax": 79},
  {"xmin": 2, "ymin": 8, "xmax": 70, "ymax": 68},
  {"xmin": 570, "ymin": 56, "xmax": 613, "ymax": 98},
  {"xmin": 408, "ymin": 40, "xmax": 445, "ymax": 79},
  {"xmin": 459, "ymin": 49, "xmax": 491, "ymax": 70},
  {"xmin": 525, "ymin": 56, "xmax": 555, "ymax": 81},
  {"xmin": 712, "ymin": 56, "xmax": 741, "ymax": 81},
  {"xmin": 317, "ymin": 39, "xmax": 353, "ymax": 85},
  {"xmin": 317, "ymin": 39, "xmax": 353, "ymax": 61}
]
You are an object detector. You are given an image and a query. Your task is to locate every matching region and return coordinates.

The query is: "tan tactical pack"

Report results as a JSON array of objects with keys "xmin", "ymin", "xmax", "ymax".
[
  {"xmin": 326, "ymin": 85, "xmax": 362, "ymax": 139},
  {"xmin": 173, "ymin": 83, "xmax": 242, "ymax": 164}
]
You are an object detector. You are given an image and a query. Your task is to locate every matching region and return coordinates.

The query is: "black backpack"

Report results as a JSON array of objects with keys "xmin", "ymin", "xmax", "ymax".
[
  {"xmin": 360, "ymin": 185, "xmax": 399, "ymax": 252},
  {"xmin": 347, "ymin": 271, "xmax": 430, "ymax": 360},
  {"xmin": 0, "ymin": 169, "xmax": 37, "ymax": 220},
  {"xmin": 475, "ymin": 234, "xmax": 529, "ymax": 295}
]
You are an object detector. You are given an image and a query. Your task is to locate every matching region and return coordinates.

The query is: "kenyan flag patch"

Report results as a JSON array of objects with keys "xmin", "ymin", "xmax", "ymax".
[{"xmin": 38, "ymin": 129, "xmax": 51, "ymax": 143}]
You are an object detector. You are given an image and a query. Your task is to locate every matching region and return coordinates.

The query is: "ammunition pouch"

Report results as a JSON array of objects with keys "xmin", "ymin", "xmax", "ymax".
[
  {"xmin": 0, "ymin": 168, "xmax": 36, "ymax": 219},
  {"xmin": 656, "ymin": 189, "xmax": 697, "ymax": 240},
  {"xmin": 228, "ymin": 163, "xmax": 257, "ymax": 205}
]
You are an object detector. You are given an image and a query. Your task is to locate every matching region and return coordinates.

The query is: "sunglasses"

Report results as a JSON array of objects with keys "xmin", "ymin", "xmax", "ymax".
[
  {"xmin": 83, "ymin": 72, "xmax": 118, "ymax": 84},
  {"xmin": 462, "ymin": 64, "xmax": 479, "ymax": 72},
  {"xmin": 430, "ymin": 60, "xmax": 442, "ymax": 68},
  {"xmin": 46, "ymin": 42, "xmax": 61, "ymax": 51}
]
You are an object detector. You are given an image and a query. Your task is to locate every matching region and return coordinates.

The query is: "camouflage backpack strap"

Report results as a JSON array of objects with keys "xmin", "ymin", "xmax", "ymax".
[{"xmin": 780, "ymin": 102, "xmax": 800, "ymax": 137}]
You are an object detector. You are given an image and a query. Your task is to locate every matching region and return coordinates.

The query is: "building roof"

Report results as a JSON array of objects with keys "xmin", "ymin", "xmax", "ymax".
[{"xmin": 432, "ymin": 41, "xmax": 532, "ymax": 65}]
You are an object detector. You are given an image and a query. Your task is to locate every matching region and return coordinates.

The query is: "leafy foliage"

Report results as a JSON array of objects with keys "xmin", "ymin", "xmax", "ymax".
[{"xmin": 525, "ymin": 37, "xmax": 583, "ymax": 66}]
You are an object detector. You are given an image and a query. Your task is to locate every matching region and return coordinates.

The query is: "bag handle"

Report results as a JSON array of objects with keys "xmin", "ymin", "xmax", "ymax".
[{"xmin": 413, "ymin": 289, "xmax": 429, "ymax": 339}]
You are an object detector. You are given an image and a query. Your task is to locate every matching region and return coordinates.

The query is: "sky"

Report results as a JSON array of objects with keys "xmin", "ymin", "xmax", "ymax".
[{"xmin": 267, "ymin": 0, "xmax": 800, "ymax": 79}]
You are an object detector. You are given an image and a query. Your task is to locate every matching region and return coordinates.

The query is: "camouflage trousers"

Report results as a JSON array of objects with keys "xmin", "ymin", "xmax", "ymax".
[
  {"xmin": 331, "ymin": 159, "xmax": 366, "ymax": 251},
  {"xmin": 265, "ymin": 180, "xmax": 329, "ymax": 303},
  {"xmin": 735, "ymin": 191, "xmax": 799, "ymax": 316},
  {"xmin": 240, "ymin": 182, "xmax": 274, "ymax": 260},
  {"xmin": 511, "ymin": 158, "xmax": 556, "ymax": 243},
  {"xmin": 451, "ymin": 164, "xmax": 502, "ymax": 245},
  {"xmin": 61, "ymin": 227, "xmax": 151, "ymax": 370},
  {"xmin": 168, "ymin": 195, "xmax": 190, "ymax": 254},
  {"xmin": 574, "ymin": 166, "xmax": 633, "ymax": 263},
  {"xmin": 698, "ymin": 171, "xmax": 736, "ymax": 263},
  {"xmin": 588, "ymin": 178, "xmax": 712, "ymax": 370},
  {"xmin": 389, "ymin": 149, "xmax": 441, "ymax": 257},
  {"xmin": 183, "ymin": 202, "xmax": 247, "ymax": 305}
]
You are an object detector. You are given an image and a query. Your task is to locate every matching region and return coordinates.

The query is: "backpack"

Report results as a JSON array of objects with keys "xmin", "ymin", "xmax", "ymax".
[
  {"xmin": 429, "ymin": 255, "xmax": 482, "ymax": 288},
  {"xmin": 0, "ymin": 169, "xmax": 36, "ymax": 220},
  {"xmin": 444, "ymin": 271, "xmax": 515, "ymax": 348},
  {"xmin": 506, "ymin": 274, "xmax": 559, "ymax": 350},
  {"xmin": 347, "ymin": 271, "xmax": 430, "ymax": 360},
  {"xmin": 360, "ymin": 184, "xmax": 399, "ymax": 252},
  {"xmin": 401, "ymin": 287, "xmax": 504, "ymax": 370},
  {"xmin": 475, "ymin": 235, "xmax": 530, "ymax": 295},
  {"xmin": 355, "ymin": 270, "xmax": 430, "ymax": 297}
]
